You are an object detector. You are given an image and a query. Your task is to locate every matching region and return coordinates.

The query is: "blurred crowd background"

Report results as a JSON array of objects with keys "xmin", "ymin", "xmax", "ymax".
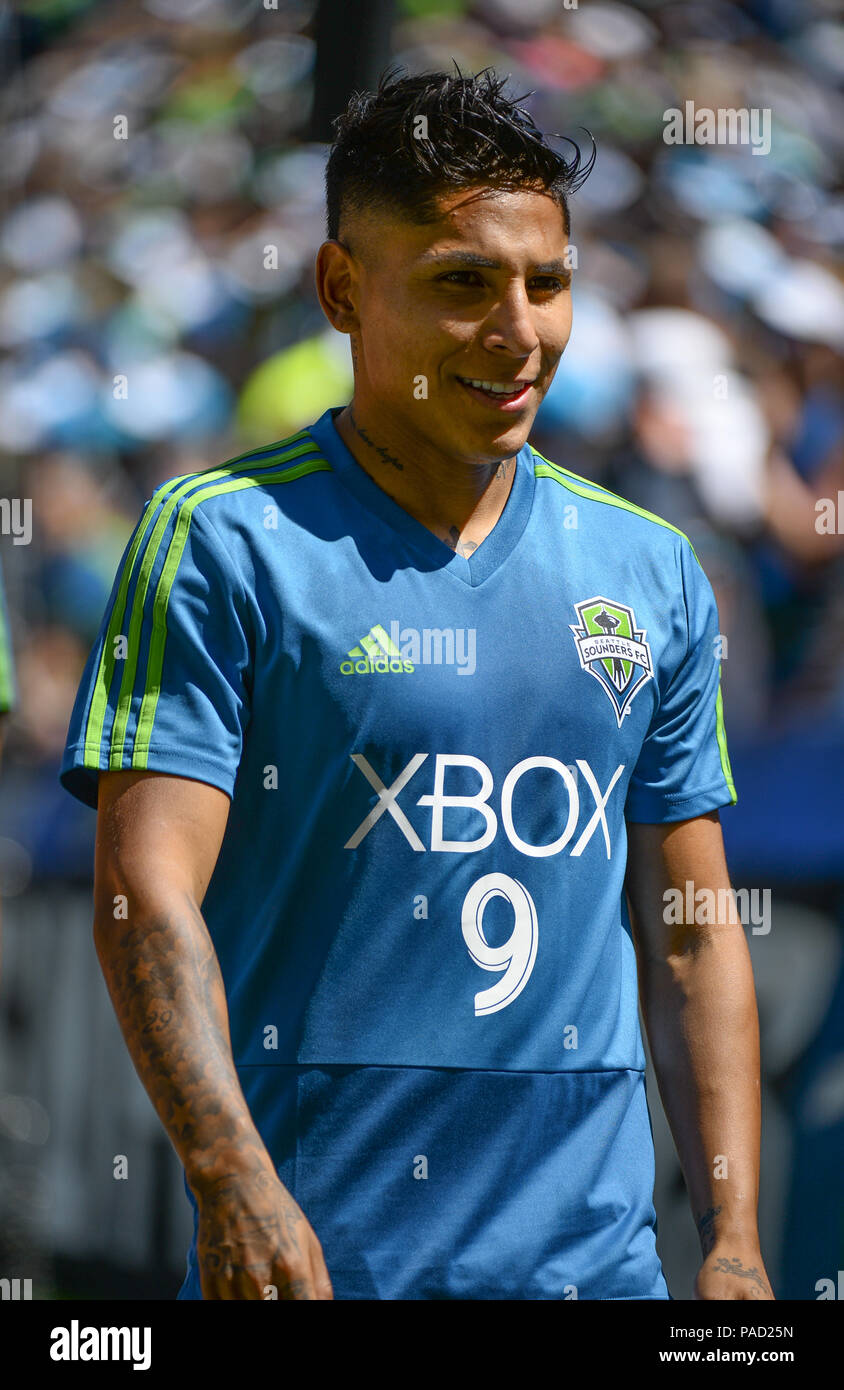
[{"xmin": 0, "ymin": 0, "xmax": 842, "ymax": 1300}]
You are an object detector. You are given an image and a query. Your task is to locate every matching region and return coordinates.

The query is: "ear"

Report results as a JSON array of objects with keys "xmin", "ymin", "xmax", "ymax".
[{"xmin": 314, "ymin": 240, "xmax": 360, "ymax": 336}]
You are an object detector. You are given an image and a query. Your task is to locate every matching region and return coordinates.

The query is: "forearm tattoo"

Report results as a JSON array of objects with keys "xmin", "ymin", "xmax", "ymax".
[
  {"xmin": 95, "ymin": 893, "xmax": 270, "ymax": 1195},
  {"xmin": 696, "ymin": 1204, "xmax": 722, "ymax": 1257}
]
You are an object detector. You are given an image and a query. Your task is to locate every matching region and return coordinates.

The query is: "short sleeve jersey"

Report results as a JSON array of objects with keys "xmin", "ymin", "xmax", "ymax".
[{"xmin": 60, "ymin": 408, "xmax": 736, "ymax": 1300}]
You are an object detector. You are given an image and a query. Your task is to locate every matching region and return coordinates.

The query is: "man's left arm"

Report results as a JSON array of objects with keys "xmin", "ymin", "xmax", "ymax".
[{"xmin": 625, "ymin": 811, "xmax": 774, "ymax": 1300}]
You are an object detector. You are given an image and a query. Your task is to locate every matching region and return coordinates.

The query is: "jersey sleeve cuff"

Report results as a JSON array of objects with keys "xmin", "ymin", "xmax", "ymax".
[
  {"xmin": 624, "ymin": 779, "xmax": 737, "ymax": 824},
  {"xmin": 59, "ymin": 743, "xmax": 238, "ymax": 809}
]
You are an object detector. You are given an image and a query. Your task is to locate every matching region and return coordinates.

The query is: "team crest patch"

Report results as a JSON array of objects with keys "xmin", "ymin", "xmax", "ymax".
[{"xmin": 569, "ymin": 596, "xmax": 653, "ymax": 726}]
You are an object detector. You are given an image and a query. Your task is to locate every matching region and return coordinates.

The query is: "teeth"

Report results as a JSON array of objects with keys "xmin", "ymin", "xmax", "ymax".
[{"xmin": 463, "ymin": 378, "xmax": 526, "ymax": 395}]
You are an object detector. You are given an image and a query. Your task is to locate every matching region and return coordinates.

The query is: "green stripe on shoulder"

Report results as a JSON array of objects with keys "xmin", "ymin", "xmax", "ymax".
[
  {"xmin": 81, "ymin": 431, "xmax": 327, "ymax": 773},
  {"xmin": 530, "ymin": 447, "xmax": 702, "ymax": 563},
  {"xmin": 132, "ymin": 455, "xmax": 332, "ymax": 767}
]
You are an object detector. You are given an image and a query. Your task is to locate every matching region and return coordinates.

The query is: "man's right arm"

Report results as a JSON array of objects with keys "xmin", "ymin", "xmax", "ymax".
[{"xmin": 94, "ymin": 767, "xmax": 333, "ymax": 1300}]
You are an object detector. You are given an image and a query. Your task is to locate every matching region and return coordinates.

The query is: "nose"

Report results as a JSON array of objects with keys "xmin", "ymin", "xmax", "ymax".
[{"xmin": 482, "ymin": 281, "xmax": 541, "ymax": 359}]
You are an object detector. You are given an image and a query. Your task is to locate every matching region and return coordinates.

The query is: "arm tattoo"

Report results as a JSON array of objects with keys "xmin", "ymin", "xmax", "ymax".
[
  {"xmin": 95, "ymin": 891, "xmax": 322, "ymax": 1294},
  {"xmin": 711, "ymin": 1256, "xmax": 771, "ymax": 1298},
  {"xmin": 696, "ymin": 1204, "xmax": 722, "ymax": 1257},
  {"xmin": 349, "ymin": 405, "xmax": 403, "ymax": 471},
  {"xmin": 94, "ymin": 892, "xmax": 271, "ymax": 1195}
]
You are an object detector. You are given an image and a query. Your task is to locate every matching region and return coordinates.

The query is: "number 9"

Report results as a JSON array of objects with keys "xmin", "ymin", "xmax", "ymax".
[{"xmin": 461, "ymin": 872, "xmax": 539, "ymax": 1016}]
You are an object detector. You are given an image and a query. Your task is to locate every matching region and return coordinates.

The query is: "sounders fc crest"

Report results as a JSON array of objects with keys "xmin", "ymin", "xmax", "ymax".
[{"xmin": 569, "ymin": 596, "xmax": 653, "ymax": 726}]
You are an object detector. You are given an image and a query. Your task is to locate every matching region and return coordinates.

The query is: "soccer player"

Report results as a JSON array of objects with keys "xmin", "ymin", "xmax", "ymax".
[{"xmin": 59, "ymin": 68, "xmax": 772, "ymax": 1300}]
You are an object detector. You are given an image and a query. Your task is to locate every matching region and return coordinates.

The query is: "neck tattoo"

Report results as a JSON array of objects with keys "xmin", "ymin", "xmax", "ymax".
[
  {"xmin": 443, "ymin": 526, "xmax": 479, "ymax": 557},
  {"xmin": 346, "ymin": 406, "xmax": 517, "ymax": 557},
  {"xmin": 349, "ymin": 406, "xmax": 404, "ymax": 471}
]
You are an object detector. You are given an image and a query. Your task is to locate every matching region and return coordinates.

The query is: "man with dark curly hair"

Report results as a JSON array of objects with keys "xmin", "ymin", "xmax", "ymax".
[{"xmin": 60, "ymin": 66, "xmax": 772, "ymax": 1302}]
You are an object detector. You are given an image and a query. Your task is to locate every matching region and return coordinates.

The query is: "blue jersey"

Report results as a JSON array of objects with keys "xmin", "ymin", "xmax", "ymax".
[{"xmin": 60, "ymin": 407, "xmax": 736, "ymax": 1299}]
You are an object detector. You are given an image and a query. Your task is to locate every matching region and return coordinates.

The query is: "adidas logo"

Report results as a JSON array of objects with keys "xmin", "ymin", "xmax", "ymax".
[
  {"xmin": 340, "ymin": 621, "xmax": 478, "ymax": 675},
  {"xmin": 341, "ymin": 624, "xmax": 415, "ymax": 675}
]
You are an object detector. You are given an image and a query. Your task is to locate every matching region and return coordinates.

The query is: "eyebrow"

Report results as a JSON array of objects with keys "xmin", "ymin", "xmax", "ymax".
[{"xmin": 416, "ymin": 250, "xmax": 571, "ymax": 277}]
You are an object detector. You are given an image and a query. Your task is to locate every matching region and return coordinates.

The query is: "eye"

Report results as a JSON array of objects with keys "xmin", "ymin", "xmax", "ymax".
[
  {"xmin": 439, "ymin": 270, "xmax": 483, "ymax": 285},
  {"xmin": 529, "ymin": 276, "xmax": 568, "ymax": 293},
  {"xmin": 438, "ymin": 271, "xmax": 569, "ymax": 292}
]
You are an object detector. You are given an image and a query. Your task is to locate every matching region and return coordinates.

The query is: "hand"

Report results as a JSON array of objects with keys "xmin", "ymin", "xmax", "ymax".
[
  {"xmin": 195, "ymin": 1165, "xmax": 334, "ymax": 1300},
  {"xmin": 694, "ymin": 1240, "xmax": 774, "ymax": 1300}
]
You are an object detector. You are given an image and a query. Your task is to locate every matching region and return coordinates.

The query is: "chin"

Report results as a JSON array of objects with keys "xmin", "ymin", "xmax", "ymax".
[
  {"xmin": 486, "ymin": 417, "xmax": 535, "ymax": 451},
  {"xmin": 429, "ymin": 408, "xmax": 534, "ymax": 462}
]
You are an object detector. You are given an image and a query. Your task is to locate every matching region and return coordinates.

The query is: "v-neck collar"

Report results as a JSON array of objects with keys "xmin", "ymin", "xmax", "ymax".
[{"xmin": 305, "ymin": 407, "xmax": 535, "ymax": 589}]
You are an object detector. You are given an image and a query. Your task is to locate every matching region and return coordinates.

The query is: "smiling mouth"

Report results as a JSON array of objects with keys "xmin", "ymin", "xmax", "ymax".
[{"xmin": 456, "ymin": 377, "xmax": 536, "ymax": 405}]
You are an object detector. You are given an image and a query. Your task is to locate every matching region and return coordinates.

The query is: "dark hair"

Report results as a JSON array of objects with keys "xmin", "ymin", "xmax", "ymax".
[{"xmin": 325, "ymin": 64, "xmax": 595, "ymax": 246}]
